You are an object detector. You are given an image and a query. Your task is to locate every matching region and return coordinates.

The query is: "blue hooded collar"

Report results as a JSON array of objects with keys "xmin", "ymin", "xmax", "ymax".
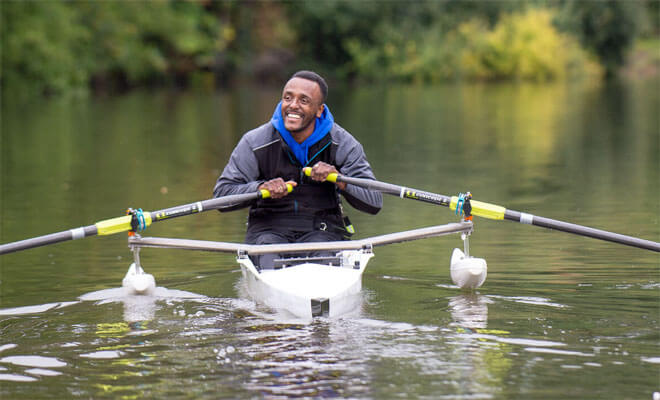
[{"xmin": 270, "ymin": 101, "xmax": 334, "ymax": 166}]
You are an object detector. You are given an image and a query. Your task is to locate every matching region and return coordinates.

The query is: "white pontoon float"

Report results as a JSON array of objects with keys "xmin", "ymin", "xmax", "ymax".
[{"xmin": 126, "ymin": 221, "xmax": 483, "ymax": 319}]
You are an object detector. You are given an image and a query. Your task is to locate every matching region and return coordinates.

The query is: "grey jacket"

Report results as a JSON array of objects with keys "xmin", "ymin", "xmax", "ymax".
[{"xmin": 213, "ymin": 122, "xmax": 382, "ymax": 216}]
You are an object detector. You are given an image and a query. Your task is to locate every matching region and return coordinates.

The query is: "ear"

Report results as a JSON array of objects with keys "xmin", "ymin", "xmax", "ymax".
[{"xmin": 316, "ymin": 103, "xmax": 324, "ymax": 118}]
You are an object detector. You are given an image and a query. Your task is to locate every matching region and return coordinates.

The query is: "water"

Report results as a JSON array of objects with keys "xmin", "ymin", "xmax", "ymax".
[{"xmin": 1, "ymin": 79, "xmax": 658, "ymax": 399}]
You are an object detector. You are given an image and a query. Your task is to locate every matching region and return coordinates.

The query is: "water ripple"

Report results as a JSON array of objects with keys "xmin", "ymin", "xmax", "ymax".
[
  {"xmin": 487, "ymin": 295, "xmax": 568, "ymax": 308},
  {"xmin": 0, "ymin": 355, "xmax": 67, "ymax": 368},
  {"xmin": 79, "ymin": 350, "xmax": 125, "ymax": 359},
  {"xmin": 0, "ymin": 373, "xmax": 38, "ymax": 382},
  {"xmin": 523, "ymin": 347, "xmax": 594, "ymax": 357}
]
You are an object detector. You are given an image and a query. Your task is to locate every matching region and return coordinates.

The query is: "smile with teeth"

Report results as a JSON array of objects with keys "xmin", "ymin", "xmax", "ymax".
[{"xmin": 286, "ymin": 112, "xmax": 302, "ymax": 120}]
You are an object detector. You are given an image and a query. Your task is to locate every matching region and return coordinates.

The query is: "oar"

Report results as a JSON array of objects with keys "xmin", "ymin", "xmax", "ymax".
[
  {"xmin": 0, "ymin": 186, "xmax": 292, "ymax": 255},
  {"xmin": 303, "ymin": 168, "xmax": 660, "ymax": 252}
]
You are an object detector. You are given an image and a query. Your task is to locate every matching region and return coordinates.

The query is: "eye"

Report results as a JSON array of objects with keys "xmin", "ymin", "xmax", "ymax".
[{"xmin": 301, "ymin": 97, "xmax": 310, "ymax": 105}]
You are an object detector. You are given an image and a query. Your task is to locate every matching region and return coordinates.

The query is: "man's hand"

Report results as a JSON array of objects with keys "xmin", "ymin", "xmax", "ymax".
[
  {"xmin": 259, "ymin": 178, "xmax": 297, "ymax": 199},
  {"xmin": 310, "ymin": 162, "xmax": 347, "ymax": 191}
]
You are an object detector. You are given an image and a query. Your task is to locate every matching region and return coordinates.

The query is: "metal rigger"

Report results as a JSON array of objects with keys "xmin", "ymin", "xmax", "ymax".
[{"xmin": 450, "ymin": 192, "xmax": 488, "ymax": 289}]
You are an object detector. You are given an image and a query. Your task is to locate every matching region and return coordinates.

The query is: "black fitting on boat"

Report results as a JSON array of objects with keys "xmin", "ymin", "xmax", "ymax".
[
  {"xmin": 456, "ymin": 192, "xmax": 473, "ymax": 222},
  {"xmin": 126, "ymin": 208, "xmax": 148, "ymax": 234},
  {"xmin": 463, "ymin": 192, "xmax": 473, "ymax": 221}
]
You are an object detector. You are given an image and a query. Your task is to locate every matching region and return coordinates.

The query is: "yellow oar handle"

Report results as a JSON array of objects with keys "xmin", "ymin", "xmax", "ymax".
[
  {"xmin": 302, "ymin": 167, "xmax": 338, "ymax": 183},
  {"xmin": 95, "ymin": 213, "xmax": 153, "ymax": 236},
  {"xmin": 449, "ymin": 196, "xmax": 506, "ymax": 220},
  {"xmin": 260, "ymin": 183, "xmax": 294, "ymax": 199}
]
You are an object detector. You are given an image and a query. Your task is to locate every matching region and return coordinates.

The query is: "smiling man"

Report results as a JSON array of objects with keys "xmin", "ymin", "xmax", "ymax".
[{"xmin": 213, "ymin": 70, "xmax": 382, "ymax": 269}]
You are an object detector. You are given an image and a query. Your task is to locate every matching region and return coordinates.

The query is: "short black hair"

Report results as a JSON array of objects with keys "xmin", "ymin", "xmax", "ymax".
[{"xmin": 291, "ymin": 70, "xmax": 328, "ymax": 103}]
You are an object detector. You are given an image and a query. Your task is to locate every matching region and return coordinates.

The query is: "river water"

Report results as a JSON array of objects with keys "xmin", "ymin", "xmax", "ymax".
[{"xmin": 1, "ymin": 78, "xmax": 658, "ymax": 399}]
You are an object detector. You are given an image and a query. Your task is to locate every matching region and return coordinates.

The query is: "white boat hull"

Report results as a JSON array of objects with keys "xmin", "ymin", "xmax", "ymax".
[
  {"xmin": 126, "ymin": 222, "xmax": 476, "ymax": 317},
  {"xmin": 237, "ymin": 250, "xmax": 373, "ymax": 319}
]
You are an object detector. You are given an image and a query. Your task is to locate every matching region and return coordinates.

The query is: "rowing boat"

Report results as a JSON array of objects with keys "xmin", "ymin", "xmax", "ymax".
[
  {"xmin": 127, "ymin": 222, "xmax": 476, "ymax": 319},
  {"xmin": 1, "ymin": 170, "xmax": 657, "ymax": 320}
]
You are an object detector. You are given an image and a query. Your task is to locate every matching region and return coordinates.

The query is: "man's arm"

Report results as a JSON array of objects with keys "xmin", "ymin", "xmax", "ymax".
[
  {"xmin": 213, "ymin": 133, "xmax": 297, "ymax": 209},
  {"xmin": 213, "ymin": 136, "xmax": 263, "ymax": 210},
  {"xmin": 332, "ymin": 129, "xmax": 383, "ymax": 214}
]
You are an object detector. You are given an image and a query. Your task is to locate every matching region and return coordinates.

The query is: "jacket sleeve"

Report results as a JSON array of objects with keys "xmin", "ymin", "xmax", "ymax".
[
  {"xmin": 334, "ymin": 129, "xmax": 383, "ymax": 215},
  {"xmin": 212, "ymin": 135, "xmax": 263, "ymax": 211}
]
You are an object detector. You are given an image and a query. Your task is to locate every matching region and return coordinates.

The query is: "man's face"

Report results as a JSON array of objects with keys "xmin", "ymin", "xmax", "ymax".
[{"xmin": 281, "ymin": 77, "xmax": 324, "ymax": 136}]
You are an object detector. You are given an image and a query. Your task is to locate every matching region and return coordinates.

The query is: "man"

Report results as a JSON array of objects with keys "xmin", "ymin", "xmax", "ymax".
[{"xmin": 213, "ymin": 70, "xmax": 382, "ymax": 268}]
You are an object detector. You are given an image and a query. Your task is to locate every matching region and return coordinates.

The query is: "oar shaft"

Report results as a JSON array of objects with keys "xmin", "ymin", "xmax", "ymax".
[
  {"xmin": 504, "ymin": 210, "xmax": 660, "ymax": 251},
  {"xmin": 0, "ymin": 188, "xmax": 284, "ymax": 256},
  {"xmin": 336, "ymin": 175, "xmax": 508, "ymax": 220},
  {"xmin": 334, "ymin": 174, "xmax": 453, "ymax": 206},
  {"xmin": 0, "ymin": 225, "xmax": 98, "ymax": 255},
  {"xmin": 150, "ymin": 191, "xmax": 267, "ymax": 223},
  {"xmin": 312, "ymin": 169, "xmax": 660, "ymax": 252}
]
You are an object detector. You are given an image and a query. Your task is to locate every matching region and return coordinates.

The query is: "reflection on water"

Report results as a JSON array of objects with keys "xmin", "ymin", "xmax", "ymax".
[
  {"xmin": 487, "ymin": 294, "xmax": 568, "ymax": 309},
  {"xmin": 0, "ymin": 355, "xmax": 67, "ymax": 383},
  {"xmin": 1, "ymin": 79, "xmax": 658, "ymax": 398},
  {"xmin": 0, "ymin": 283, "xmax": 657, "ymax": 398},
  {"xmin": 1, "ymin": 290, "xmax": 513, "ymax": 397},
  {"xmin": 0, "ymin": 302, "xmax": 79, "ymax": 316},
  {"xmin": 79, "ymin": 286, "xmax": 205, "ymax": 322},
  {"xmin": 448, "ymin": 294, "xmax": 492, "ymax": 330}
]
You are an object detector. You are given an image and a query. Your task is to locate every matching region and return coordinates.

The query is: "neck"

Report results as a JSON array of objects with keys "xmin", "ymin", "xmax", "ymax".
[{"xmin": 291, "ymin": 122, "xmax": 316, "ymax": 143}]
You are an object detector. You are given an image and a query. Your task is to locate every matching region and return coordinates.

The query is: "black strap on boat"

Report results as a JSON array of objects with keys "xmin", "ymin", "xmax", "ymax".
[{"xmin": 339, "ymin": 202, "xmax": 355, "ymax": 238}]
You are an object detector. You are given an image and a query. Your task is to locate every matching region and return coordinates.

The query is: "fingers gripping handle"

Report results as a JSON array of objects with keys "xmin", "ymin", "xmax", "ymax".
[
  {"xmin": 260, "ymin": 183, "xmax": 294, "ymax": 199},
  {"xmin": 302, "ymin": 167, "xmax": 338, "ymax": 183}
]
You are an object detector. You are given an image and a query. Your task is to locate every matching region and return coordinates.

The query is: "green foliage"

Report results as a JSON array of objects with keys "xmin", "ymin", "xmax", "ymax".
[
  {"xmin": 1, "ymin": 2, "xmax": 89, "ymax": 96},
  {"xmin": 283, "ymin": 0, "xmax": 386, "ymax": 76},
  {"xmin": 1, "ymin": 1, "xmax": 226, "ymax": 96},
  {"xmin": 345, "ymin": 23, "xmax": 456, "ymax": 82},
  {"xmin": 458, "ymin": 9, "xmax": 600, "ymax": 81},
  {"xmin": 79, "ymin": 1, "xmax": 225, "ymax": 85},
  {"xmin": 285, "ymin": 0, "xmax": 530, "ymax": 80},
  {"xmin": 556, "ymin": 0, "xmax": 642, "ymax": 78},
  {"xmin": 0, "ymin": 0, "xmax": 653, "ymax": 96},
  {"xmin": 345, "ymin": 8, "xmax": 600, "ymax": 82}
]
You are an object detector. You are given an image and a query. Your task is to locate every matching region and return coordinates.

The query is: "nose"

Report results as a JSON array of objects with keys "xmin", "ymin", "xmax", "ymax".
[{"xmin": 285, "ymin": 95, "xmax": 303, "ymax": 109}]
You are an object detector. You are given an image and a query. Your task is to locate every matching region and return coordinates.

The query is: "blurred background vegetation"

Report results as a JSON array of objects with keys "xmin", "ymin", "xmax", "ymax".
[{"xmin": 1, "ymin": 0, "xmax": 658, "ymax": 97}]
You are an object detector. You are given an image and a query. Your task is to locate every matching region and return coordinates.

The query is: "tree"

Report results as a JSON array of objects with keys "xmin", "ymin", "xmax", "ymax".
[{"xmin": 558, "ymin": 0, "xmax": 641, "ymax": 78}]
